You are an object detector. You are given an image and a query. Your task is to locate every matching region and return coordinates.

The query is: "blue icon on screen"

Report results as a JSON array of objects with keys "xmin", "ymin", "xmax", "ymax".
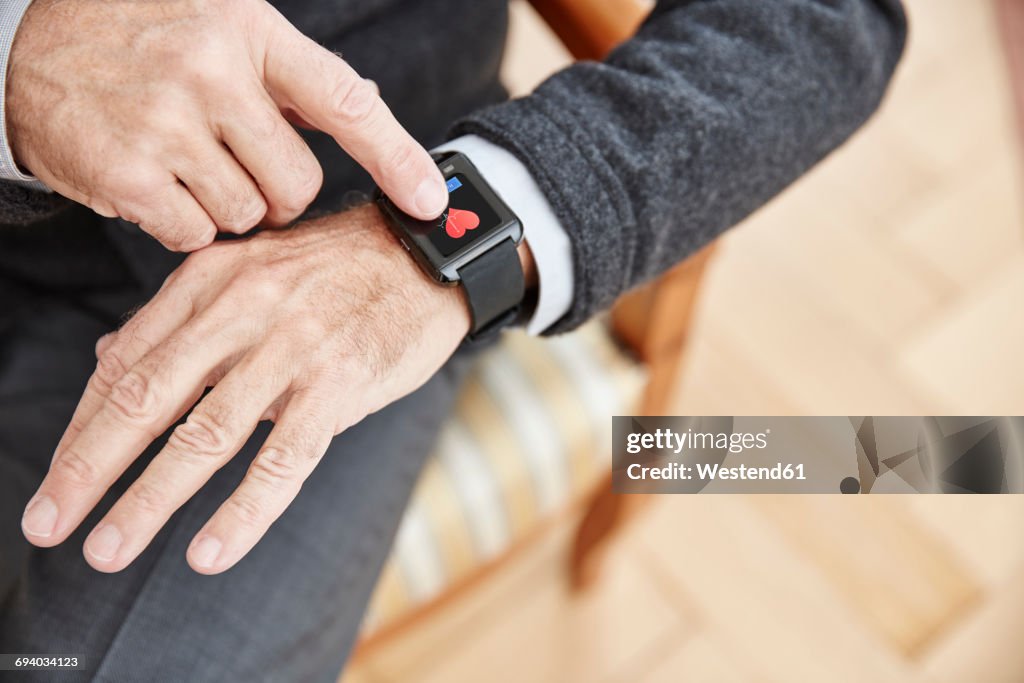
[{"xmin": 446, "ymin": 177, "xmax": 463, "ymax": 193}]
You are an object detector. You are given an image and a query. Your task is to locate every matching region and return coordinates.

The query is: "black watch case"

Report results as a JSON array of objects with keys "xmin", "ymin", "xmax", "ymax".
[{"xmin": 376, "ymin": 152, "xmax": 523, "ymax": 285}]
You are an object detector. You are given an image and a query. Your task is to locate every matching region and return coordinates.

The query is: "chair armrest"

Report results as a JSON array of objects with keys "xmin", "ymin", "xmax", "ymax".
[{"xmin": 525, "ymin": 0, "xmax": 650, "ymax": 60}]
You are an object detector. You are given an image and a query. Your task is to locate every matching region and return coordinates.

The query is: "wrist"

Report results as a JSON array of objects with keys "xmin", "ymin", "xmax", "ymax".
[
  {"xmin": 376, "ymin": 150, "xmax": 527, "ymax": 340},
  {"xmin": 359, "ymin": 203, "xmax": 472, "ymax": 338},
  {"xmin": 1, "ymin": 0, "xmax": 42, "ymax": 182},
  {"xmin": 363, "ymin": 202, "xmax": 538, "ymax": 340}
]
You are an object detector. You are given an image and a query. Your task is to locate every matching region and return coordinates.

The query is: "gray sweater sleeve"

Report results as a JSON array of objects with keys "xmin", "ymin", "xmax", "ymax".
[{"xmin": 453, "ymin": 0, "xmax": 907, "ymax": 334}]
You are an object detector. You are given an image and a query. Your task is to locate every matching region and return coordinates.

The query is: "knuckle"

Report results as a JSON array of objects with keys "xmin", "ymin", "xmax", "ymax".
[
  {"xmin": 125, "ymin": 479, "xmax": 171, "ymax": 514},
  {"xmin": 248, "ymin": 447, "xmax": 300, "ymax": 490},
  {"xmin": 108, "ymin": 183, "xmax": 205, "ymax": 243},
  {"xmin": 51, "ymin": 448, "xmax": 99, "ymax": 488},
  {"xmin": 93, "ymin": 351, "xmax": 129, "ymax": 394},
  {"xmin": 216, "ymin": 189, "xmax": 266, "ymax": 233},
  {"xmin": 278, "ymin": 166, "xmax": 322, "ymax": 216},
  {"xmin": 289, "ymin": 315, "xmax": 330, "ymax": 342},
  {"xmin": 328, "ymin": 77, "xmax": 378, "ymax": 126},
  {"xmin": 168, "ymin": 411, "xmax": 233, "ymax": 461},
  {"xmin": 108, "ymin": 370, "xmax": 160, "ymax": 424},
  {"xmin": 161, "ymin": 221, "xmax": 216, "ymax": 253},
  {"xmin": 147, "ymin": 103, "xmax": 191, "ymax": 140},
  {"xmin": 108, "ymin": 166, "xmax": 164, "ymax": 205},
  {"xmin": 149, "ymin": 225, "xmax": 189, "ymax": 251},
  {"xmin": 235, "ymin": 271, "xmax": 286, "ymax": 304},
  {"xmin": 63, "ymin": 415, "xmax": 89, "ymax": 442},
  {"xmin": 181, "ymin": 229, "xmax": 218, "ymax": 252},
  {"xmin": 192, "ymin": 62, "xmax": 233, "ymax": 92},
  {"xmin": 379, "ymin": 143, "xmax": 421, "ymax": 181},
  {"xmin": 245, "ymin": 106, "xmax": 282, "ymax": 142},
  {"xmin": 295, "ymin": 164, "xmax": 323, "ymax": 204},
  {"xmin": 175, "ymin": 29, "xmax": 228, "ymax": 86},
  {"xmin": 224, "ymin": 493, "xmax": 266, "ymax": 526}
]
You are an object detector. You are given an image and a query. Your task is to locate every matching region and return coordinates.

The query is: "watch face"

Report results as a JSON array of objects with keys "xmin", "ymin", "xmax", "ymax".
[
  {"xmin": 378, "ymin": 152, "xmax": 522, "ymax": 283},
  {"xmin": 422, "ymin": 174, "xmax": 502, "ymax": 257}
]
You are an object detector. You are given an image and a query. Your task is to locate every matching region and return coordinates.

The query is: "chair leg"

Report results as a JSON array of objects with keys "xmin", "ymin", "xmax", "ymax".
[
  {"xmin": 572, "ymin": 244, "xmax": 718, "ymax": 589},
  {"xmin": 570, "ymin": 474, "xmax": 621, "ymax": 589},
  {"xmin": 570, "ymin": 475, "xmax": 652, "ymax": 590}
]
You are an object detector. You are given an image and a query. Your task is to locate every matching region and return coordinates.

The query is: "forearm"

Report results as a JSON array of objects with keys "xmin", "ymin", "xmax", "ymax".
[{"xmin": 454, "ymin": 0, "xmax": 907, "ymax": 333}]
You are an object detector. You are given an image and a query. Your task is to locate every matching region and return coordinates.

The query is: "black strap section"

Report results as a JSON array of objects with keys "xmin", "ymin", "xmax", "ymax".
[{"xmin": 458, "ymin": 237, "xmax": 524, "ymax": 341}]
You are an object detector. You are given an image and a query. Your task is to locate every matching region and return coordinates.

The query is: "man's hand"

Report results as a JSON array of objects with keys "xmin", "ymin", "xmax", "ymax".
[
  {"xmin": 19, "ymin": 206, "xmax": 472, "ymax": 574},
  {"xmin": 6, "ymin": 0, "xmax": 446, "ymax": 250}
]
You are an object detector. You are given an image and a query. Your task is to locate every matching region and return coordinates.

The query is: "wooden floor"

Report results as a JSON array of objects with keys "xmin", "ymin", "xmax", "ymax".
[{"xmin": 342, "ymin": 1, "xmax": 1024, "ymax": 681}]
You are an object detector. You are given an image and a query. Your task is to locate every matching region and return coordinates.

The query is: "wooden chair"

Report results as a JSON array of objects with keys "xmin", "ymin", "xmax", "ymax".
[{"xmin": 526, "ymin": 0, "xmax": 720, "ymax": 587}]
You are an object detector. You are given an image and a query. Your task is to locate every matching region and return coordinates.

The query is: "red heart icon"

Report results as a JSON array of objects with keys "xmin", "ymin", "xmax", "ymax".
[{"xmin": 445, "ymin": 208, "xmax": 480, "ymax": 238}]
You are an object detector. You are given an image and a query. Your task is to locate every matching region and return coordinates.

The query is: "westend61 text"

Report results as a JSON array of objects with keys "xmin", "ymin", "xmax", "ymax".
[{"xmin": 626, "ymin": 462, "xmax": 807, "ymax": 481}]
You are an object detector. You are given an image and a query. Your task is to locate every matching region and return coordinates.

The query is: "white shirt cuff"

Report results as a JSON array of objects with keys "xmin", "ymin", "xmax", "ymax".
[
  {"xmin": 0, "ymin": 0, "xmax": 48, "ymax": 190},
  {"xmin": 433, "ymin": 135, "xmax": 573, "ymax": 335}
]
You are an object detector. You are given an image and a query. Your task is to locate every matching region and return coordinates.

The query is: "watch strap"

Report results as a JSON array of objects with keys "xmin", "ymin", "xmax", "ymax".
[{"xmin": 457, "ymin": 237, "xmax": 524, "ymax": 341}]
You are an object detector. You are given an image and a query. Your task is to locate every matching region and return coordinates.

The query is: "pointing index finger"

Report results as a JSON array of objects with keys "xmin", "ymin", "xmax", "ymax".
[{"xmin": 263, "ymin": 30, "xmax": 446, "ymax": 219}]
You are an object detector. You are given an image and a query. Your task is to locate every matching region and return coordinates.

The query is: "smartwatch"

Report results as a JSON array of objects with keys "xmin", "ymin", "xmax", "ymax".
[{"xmin": 376, "ymin": 151, "xmax": 525, "ymax": 341}]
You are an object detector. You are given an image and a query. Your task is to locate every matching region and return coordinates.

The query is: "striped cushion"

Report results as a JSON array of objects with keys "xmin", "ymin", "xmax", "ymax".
[{"xmin": 360, "ymin": 321, "xmax": 645, "ymax": 636}]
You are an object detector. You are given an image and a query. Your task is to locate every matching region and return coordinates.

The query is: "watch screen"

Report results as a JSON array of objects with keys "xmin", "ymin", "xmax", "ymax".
[{"xmin": 424, "ymin": 174, "xmax": 502, "ymax": 257}]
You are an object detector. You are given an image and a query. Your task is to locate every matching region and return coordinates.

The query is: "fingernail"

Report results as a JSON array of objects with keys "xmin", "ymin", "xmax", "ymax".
[
  {"xmin": 22, "ymin": 494, "xmax": 59, "ymax": 538},
  {"xmin": 191, "ymin": 536, "xmax": 222, "ymax": 569},
  {"xmin": 85, "ymin": 524, "xmax": 123, "ymax": 562},
  {"xmin": 414, "ymin": 177, "xmax": 447, "ymax": 217}
]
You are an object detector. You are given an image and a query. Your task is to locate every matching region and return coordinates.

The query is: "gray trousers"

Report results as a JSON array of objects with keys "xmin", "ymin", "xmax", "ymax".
[{"xmin": 0, "ymin": 221, "xmax": 468, "ymax": 682}]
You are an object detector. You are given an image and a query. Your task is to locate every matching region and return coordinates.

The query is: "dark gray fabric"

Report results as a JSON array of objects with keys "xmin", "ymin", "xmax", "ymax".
[
  {"xmin": 0, "ymin": 0, "xmax": 908, "ymax": 679},
  {"xmin": 455, "ymin": 0, "xmax": 907, "ymax": 333},
  {"xmin": 0, "ymin": 0, "xmax": 906, "ymax": 334},
  {"xmin": 0, "ymin": 181, "xmax": 67, "ymax": 225},
  {"xmin": 0, "ymin": 5, "xmax": 504, "ymax": 678},
  {"xmin": 0, "ymin": 266, "xmax": 472, "ymax": 682}
]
